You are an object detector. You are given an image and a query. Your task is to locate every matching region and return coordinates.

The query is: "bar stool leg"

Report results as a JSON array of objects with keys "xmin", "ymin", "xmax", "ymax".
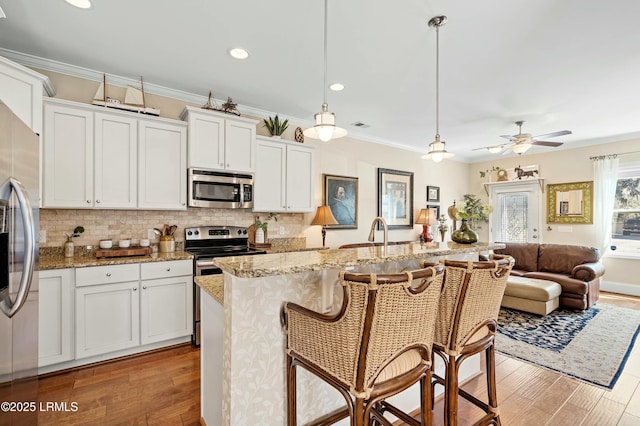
[{"xmin": 286, "ymin": 354, "xmax": 297, "ymax": 426}]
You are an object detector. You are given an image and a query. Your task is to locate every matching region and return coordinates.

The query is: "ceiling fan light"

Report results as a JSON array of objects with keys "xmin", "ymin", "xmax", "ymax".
[
  {"xmin": 488, "ymin": 145, "xmax": 503, "ymax": 154},
  {"xmin": 512, "ymin": 142, "xmax": 532, "ymax": 155}
]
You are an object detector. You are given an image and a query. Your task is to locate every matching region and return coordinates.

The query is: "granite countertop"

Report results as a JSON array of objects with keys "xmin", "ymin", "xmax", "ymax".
[
  {"xmin": 40, "ymin": 250, "xmax": 193, "ymax": 270},
  {"xmin": 214, "ymin": 241, "xmax": 505, "ymax": 278},
  {"xmin": 194, "ymin": 275, "xmax": 224, "ymax": 305}
]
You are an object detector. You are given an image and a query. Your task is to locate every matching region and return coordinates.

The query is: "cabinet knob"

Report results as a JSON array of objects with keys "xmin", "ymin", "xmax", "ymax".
[
  {"xmin": 133, "ymin": 287, "xmax": 137, "ymax": 291},
  {"xmin": 226, "ymin": 163, "xmax": 230, "ymax": 167},
  {"xmin": 86, "ymin": 200, "xmax": 91, "ymax": 204},
  {"xmin": 106, "ymin": 273, "xmax": 111, "ymax": 277},
  {"xmin": 143, "ymin": 286, "xmax": 147, "ymax": 290},
  {"xmin": 220, "ymin": 163, "xmax": 224, "ymax": 167},
  {"xmin": 166, "ymin": 268, "xmax": 171, "ymax": 272},
  {"xmin": 96, "ymin": 200, "xmax": 101, "ymax": 204}
]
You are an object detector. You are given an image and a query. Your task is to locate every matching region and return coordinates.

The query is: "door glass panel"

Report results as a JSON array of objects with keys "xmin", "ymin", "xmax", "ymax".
[{"xmin": 495, "ymin": 193, "xmax": 528, "ymax": 242}]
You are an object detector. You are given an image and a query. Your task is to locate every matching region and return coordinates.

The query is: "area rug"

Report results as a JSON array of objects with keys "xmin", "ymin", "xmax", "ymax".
[{"xmin": 495, "ymin": 303, "xmax": 640, "ymax": 390}]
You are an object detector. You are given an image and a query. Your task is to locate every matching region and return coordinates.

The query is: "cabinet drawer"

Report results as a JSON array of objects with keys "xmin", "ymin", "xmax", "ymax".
[
  {"xmin": 141, "ymin": 260, "xmax": 192, "ymax": 280},
  {"xmin": 76, "ymin": 264, "xmax": 140, "ymax": 287}
]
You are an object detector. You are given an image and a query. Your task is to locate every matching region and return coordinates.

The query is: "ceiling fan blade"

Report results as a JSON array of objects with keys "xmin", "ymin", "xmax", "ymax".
[
  {"xmin": 532, "ymin": 140, "xmax": 563, "ymax": 147},
  {"xmin": 532, "ymin": 130, "xmax": 572, "ymax": 139},
  {"xmin": 499, "ymin": 134, "xmax": 515, "ymax": 140}
]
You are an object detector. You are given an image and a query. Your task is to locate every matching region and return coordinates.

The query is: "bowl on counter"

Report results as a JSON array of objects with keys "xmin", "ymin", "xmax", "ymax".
[
  {"xmin": 140, "ymin": 239, "xmax": 150, "ymax": 247},
  {"xmin": 118, "ymin": 239, "xmax": 131, "ymax": 248},
  {"xmin": 99, "ymin": 239, "xmax": 113, "ymax": 249}
]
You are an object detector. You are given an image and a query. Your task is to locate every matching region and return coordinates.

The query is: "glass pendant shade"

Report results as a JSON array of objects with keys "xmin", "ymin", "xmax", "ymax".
[
  {"xmin": 303, "ymin": 103, "xmax": 348, "ymax": 142},
  {"xmin": 422, "ymin": 135, "xmax": 454, "ymax": 162}
]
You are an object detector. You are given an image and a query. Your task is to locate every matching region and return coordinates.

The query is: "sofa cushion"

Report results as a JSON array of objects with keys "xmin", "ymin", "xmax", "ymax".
[
  {"xmin": 537, "ymin": 244, "xmax": 600, "ymax": 275},
  {"xmin": 494, "ymin": 243, "xmax": 539, "ymax": 272}
]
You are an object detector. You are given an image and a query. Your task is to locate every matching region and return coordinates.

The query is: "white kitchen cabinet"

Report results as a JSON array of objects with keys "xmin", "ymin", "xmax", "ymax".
[
  {"xmin": 75, "ymin": 264, "xmax": 141, "ymax": 359},
  {"xmin": 138, "ymin": 119, "xmax": 187, "ymax": 210},
  {"xmin": 253, "ymin": 136, "xmax": 314, "ymax": 213},
  {"xmin": 140, "ymin": 261, "xmax": 193, "ymax": 345},
  {"xmin": 94, "ymin": 112, "xmax": 138, "ymax": 208},
  {"xmin": 180, "ymin": 106, "xmax": 258, "ymax": 173},
  {"xmin": 43, "ymin": 98, "xmax": 186, "ymax": 210},
  {"xmin": 39, "ymin": 269, "xmax": 75, "ymax": 367},
  {"xmin": 43, "ymin": 101, "xmax": 94, "ymax": 208}
]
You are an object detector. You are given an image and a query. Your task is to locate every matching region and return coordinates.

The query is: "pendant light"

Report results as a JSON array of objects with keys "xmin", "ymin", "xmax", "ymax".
[
  {"xmin": 303, "ymin": 0, "xmax": 347, "ymax": 142},
  {"xmin": 422, "ymin": 15, "xmax": 454, "ymax": 162}
]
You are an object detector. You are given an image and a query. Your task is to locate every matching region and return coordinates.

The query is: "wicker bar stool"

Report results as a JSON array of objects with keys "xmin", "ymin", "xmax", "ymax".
[
  {"xmin": 281, "ymin": 265, "xmax": 445, "ymax": 426},
  {"xmin": 422, "ymin": 254, "xmax": 514, "ymax": 426}
]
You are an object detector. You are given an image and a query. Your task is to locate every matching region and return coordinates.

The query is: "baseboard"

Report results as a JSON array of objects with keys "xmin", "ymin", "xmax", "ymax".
[{"xmin": 601, "ymin": 280, "xmax": 640, "ymax": 297}]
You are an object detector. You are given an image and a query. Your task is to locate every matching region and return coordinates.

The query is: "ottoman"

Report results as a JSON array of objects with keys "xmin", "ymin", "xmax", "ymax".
[{"xmin": 501, "ymin": 276, "xmax": 562, "ymax": 316}]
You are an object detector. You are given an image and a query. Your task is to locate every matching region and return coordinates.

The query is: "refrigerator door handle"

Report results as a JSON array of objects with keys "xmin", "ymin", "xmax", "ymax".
[{"xmin": 0, "ymin": 177, "xmax": 36, "ymax": 318}]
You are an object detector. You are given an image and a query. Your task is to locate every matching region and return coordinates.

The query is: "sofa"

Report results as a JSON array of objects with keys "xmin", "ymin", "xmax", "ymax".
[{"xmin": 492, "ymin": 242, "xmax": 605, "ymax": 310}]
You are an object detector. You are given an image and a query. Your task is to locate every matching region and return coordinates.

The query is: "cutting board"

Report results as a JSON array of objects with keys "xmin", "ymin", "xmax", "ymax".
[{"xmin": 95, "ymin": 246, "xmax": 153, "ymax": 258}]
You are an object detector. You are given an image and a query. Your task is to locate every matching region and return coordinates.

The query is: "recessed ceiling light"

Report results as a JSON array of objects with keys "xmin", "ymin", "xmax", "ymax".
[
  {"xmin": 229, "ymin": 48, "xmax": 249, "ymax": 60},
  {"xmin": 64, "ymin": 0, "xmax": 92, "ymax": 9},
  {"xmin": 329, "ymin": 83, "xmax": 344, "ymax": 91}
]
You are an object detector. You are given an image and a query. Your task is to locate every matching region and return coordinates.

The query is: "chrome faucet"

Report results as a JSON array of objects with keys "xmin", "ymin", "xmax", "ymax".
[{"xmin": 368, "ymin": 217, "xmax": 388, "ymax": 250}]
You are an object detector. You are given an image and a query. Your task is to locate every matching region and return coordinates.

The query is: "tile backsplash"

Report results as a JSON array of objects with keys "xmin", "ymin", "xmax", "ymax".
[{"xmin": 40, "ymin": 208, "xmax": 305, "ymax": 248}]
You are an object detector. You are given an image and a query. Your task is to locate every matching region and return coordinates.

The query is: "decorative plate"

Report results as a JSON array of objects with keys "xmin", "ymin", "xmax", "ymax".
[{"xmin": 294, "ymin": 127, "xmax": 304, "ymax": 143}]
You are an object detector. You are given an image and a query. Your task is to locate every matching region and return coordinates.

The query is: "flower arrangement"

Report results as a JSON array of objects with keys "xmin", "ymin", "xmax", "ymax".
[
  {"xmin": 456, "ymin": 194, "xmax": 493, "ymax": 222},
  {"xmin": 65, "ymin": 226, "xmax": 84, "ymax": 239},
  {"xmin": 479, "ymin": 166, "xmax": 500, "ymax": 179},
  {"xmin": 255, "ymin": 213, "xmax": 278, "ymax": 232},
  {"xmin": 437, "ymin": 214, "xmax": 449, "ymax": 232}
]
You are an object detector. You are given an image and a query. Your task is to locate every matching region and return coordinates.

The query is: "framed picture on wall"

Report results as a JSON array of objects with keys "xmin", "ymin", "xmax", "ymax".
[
  {"xmin": 377, "ymin": 168, "xmax": 414, "ymax": 229},
  {"xmin": 426, "ymin": 204, "xmax": 440, "ymax": 221},
  {"xmin": 427, "ymin": 185, "xmax": 440, "ymax": 202},
  {"xmin": 323, "ymin": 174, "xmax": 358, "ymax": 229}
]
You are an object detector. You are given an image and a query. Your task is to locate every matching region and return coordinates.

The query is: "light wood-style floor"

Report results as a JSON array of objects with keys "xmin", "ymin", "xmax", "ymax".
[{"xmin": 37, "ymin": 292, "xmax": 640, "ymax": 425}]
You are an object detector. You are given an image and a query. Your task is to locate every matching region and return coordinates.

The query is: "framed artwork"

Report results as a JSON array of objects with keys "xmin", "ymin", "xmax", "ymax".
[
  {"xmin": 377, "ymin": 168, "xmax": 414, "ymax": 229},
  {"xmin": 323, "ymin": 174, "xmax": 358, "ymax": 229},
  {"xmin": 427, "ymin": 185, "xmax": 440, "ymax": 202},
  {"xmin": 426, "ymin": 204, "xmax": 440, "ymax": 221}
]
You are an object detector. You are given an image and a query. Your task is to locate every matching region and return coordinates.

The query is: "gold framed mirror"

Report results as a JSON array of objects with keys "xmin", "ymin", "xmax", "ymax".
[{"xmin": 547, "ymin": 181, "xmax": 593, "ymax": 224}]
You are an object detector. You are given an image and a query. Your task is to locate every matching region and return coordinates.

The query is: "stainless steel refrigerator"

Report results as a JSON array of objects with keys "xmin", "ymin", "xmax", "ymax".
[{"xmin": 0, "ymin": 101, "xmax": 39, "ymax": 426}]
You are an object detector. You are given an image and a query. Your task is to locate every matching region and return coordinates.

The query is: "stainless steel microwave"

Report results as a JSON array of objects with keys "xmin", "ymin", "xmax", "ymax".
[{"xmin": 188, "ymin": 169, "xmax": 254, "ymax": 209}]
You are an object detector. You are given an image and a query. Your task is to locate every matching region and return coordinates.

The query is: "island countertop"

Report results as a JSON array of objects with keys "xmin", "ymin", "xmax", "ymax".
[{"xmin": 214, "ymin": 241, "xmax": 505, "ymax": 278}]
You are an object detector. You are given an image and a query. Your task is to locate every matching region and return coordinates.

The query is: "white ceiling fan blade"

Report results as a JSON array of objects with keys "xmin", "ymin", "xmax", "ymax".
[
  {"xmin": 532, "ymin": 130, "xmax": 572, "ymax": 139},
  {"xmin": 532, "ymin": 140, "xmax": 563, "ymax": 147},
  {"xmin": 499, "ymin": 134, "xmax": 515, "ymax": 140}
]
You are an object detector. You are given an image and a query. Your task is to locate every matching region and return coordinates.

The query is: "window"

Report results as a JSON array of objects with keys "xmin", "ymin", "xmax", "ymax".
[{"xmin": 611, "ymin": 162, "xmax": 640, "ymax": 256}]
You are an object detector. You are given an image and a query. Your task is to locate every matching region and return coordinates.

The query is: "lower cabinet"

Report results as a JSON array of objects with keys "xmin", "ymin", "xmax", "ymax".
[
  {"xmin": 39, "ymin": 269, "xmax": 75, "ymax": 367},
  {"xmin": 56, "ymin": 260, "xmax": 193, "ymax": 363}
]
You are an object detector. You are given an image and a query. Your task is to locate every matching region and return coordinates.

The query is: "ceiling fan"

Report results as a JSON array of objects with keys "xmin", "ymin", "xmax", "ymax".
[{"xmin": 476, "ymin": 121, "xmax": 572, "ymax": 155}]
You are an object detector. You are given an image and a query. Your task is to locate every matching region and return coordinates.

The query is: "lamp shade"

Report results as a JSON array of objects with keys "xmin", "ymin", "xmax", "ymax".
[
  {"xmin": 311, "ymin": 205, "xmax": 338, "ymax": 226},
  {"xmin": 416, "ymin": 209, "xmax": 429, "ymax": 224},
  {"xmin": 512, "ymin": 142, "xmax": 532, "ymax": 155}
]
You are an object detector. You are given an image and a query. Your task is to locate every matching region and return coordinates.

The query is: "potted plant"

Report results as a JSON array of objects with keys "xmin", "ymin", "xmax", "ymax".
[
  {"xmin": 452, "ymin": 194, "xmax": 492, "ymax": 244},
  {"xmin": 63, "ymin": 226, "xmax": 84, "ymax": 258},
  {"xmin": 254, "ymin": 213, "xmax": 278, "ymax": 243},
  {"xmin": 263, "ymin": 115, "xmax": 289, "ymax": 138},
  {"xmin": 479, "ymin": 166, "xmax": 500, "ymax": 182}
]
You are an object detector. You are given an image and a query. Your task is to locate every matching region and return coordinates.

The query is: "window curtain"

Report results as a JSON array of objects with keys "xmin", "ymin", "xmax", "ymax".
[{"xmin": 593, "ymin": 155, "xmax": 619, "ymax": 253}]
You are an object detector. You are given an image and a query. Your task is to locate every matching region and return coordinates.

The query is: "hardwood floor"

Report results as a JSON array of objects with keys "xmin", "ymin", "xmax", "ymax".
[{"xmin": 36, "ymin": 292, "xmax": 640, "ymax": 425}]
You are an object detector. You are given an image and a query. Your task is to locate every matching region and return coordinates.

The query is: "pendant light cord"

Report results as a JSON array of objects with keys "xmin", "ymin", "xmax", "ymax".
[
  {"xmin": 323, "ymin": 0, "xmax": 328, "ymax": 106},
  {"xmin": 435, "ymin": 22, "xmax": 440, "ymax": 138}
]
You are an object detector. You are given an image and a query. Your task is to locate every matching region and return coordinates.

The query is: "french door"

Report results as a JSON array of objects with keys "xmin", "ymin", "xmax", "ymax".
[{"xmin": 489, "ymin": 182, "xmax": 542, "ymax": 243}]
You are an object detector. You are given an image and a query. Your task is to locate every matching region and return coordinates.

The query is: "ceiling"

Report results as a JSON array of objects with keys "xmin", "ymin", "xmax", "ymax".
[{"xmin": 1, "ymin": 0, "xmax": 639, "ymax": 163}]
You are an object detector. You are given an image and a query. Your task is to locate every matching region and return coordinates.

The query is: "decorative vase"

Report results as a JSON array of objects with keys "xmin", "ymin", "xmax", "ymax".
[
  {"xmin": 255, "ymin": 227, "xmax": 265, "ymax": 244},
  {"xmin": 64, "ymin": 237, "xmax": 74, "ymax": 258},
  {"xmin": 451, "ymin": 219, "xmax": 478, "ymax": 244},
  {"xmin": 439, "ymin": 228, "xmax": 447, "ymax": 242}
]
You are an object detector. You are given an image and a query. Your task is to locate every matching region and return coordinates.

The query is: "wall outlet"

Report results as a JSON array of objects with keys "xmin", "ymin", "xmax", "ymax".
[
  {"xmin": 279, "ymin": 226, "xmax": 285, "ymax": 236},
  {"xmin": 39, "ymin": 230, "xmax": 46, "ymax": 243}
]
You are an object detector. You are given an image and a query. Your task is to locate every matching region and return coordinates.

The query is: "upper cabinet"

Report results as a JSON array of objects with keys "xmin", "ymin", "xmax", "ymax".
[
  {"xmin": 42, "ymin": 98, "xmax": 186, "ymax": 210},
  {"xmin": 180, "ymin": 106, "xmax": 258, "ymax": 173},
  {"xmin": 253, "ymin": 136, "xmax": 315, "ymax": 213}
]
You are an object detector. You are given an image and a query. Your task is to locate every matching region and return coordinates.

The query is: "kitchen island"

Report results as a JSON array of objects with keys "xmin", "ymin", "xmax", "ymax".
[{"xmin": 198, "ymin": 241, "xmax": 505, "ymax": 425}]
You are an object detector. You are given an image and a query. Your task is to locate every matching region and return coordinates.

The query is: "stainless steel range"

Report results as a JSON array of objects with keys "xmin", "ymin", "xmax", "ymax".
[{"xmin": 184, "ymin": 225, "xmax": 266, "ymax": 346}]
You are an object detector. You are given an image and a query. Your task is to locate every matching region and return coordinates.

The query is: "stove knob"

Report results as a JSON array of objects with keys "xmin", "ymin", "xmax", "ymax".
[
  {"xmin": 194, "ymin": 230, "xmax": 199, "ymax": 236},
  {"xmin": 187, "ymin": 231, "xmax": 192, "ymax": 236},
  {"xmin": 237, "ymin": 229, "xmax": 242, "ymax": 235},
  {"xmin": 243, "ymin": 229, "xmax": 247, "ymax": 234}
]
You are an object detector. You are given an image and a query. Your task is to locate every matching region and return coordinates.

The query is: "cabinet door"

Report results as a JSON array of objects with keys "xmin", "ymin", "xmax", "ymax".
[
  {"xmin": 42, "ymin": 102, "xmax": 94, "ymax": 208},
  {"xmin": 39, "ymin": 269, "xmax": 74, "ymax": 367},
  {"xmin": 253, "ymin": 139, "xmax": 287, "ymax": 212},
  {"xmin": 75, "ymin": 281, "xmax": 140, "ymax": 359},
  {"xmin": 187, "ymin": 112, "xmax": 224, "ymax": 170},
  {"xmin": 224, "ymin": 120, "xmax": 255, "ymax": 173},
  {"xmin": 138, "ymin": 120, "xmax": 187, "ymax": 210},
  {"xmin": 140, "ymin": 275, "xmax": 193, "ymax": 345},
  {"xmin": 94, "ymin": 112, "xmax": 138, "ymax": 209},
  {"xmin": 285, "ymin": 145, "xmax": 315, "ymax": 212}
]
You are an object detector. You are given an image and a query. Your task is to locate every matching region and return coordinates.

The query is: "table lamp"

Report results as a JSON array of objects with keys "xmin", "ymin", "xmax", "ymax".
[
  {"xmin": 311, "ymin": 205, "xmax": 338, "ymax": 247},
  {"xmin": 416, "ymin": 208, "xmax": 436, "ymax": 242}
]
